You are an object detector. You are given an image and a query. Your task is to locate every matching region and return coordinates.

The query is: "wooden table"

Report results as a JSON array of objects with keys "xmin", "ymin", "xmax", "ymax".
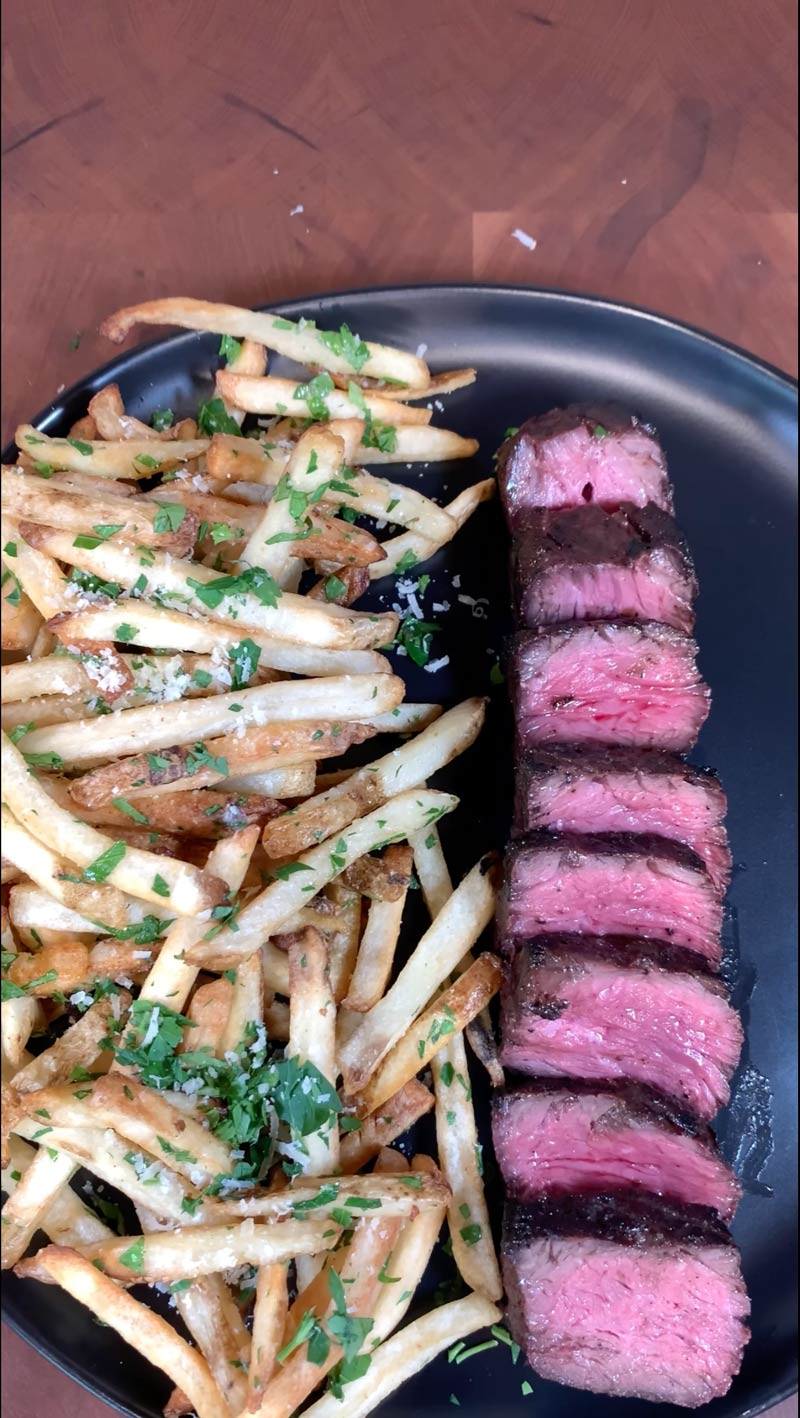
[{"xmin": 1, "ymin": 0, "xmax": 797, "ymax": 1414}]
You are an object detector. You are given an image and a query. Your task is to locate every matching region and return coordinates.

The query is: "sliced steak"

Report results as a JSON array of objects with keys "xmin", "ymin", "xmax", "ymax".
[
  {"xmin": 512, "ymin": 502, "xmax": 696, "ymax": 632},
  {"xmin": 502, "ymin": 1191, "xmax": 749, "ymax": 1407},
  {"xmin": 498, "ymin": 405, "xmax": 672, "ymax": 522},
  {"xmin": 500, "ymin": 832, "xmax": 723, "ymax": 963},
  {"xmin": 499, "ymin": 938, "xmax": 743, "ymax": 1119},
  {"xmin": 511, "ymin": 621, "xmax": 710, "ymax": 751},
  {"xmin": 492, "ymin": 1081, "xmax": 741, "ymax": 1219},
  {"xmin": 514, "ymin": 747, "xmax": 731, "ymax": 891}
]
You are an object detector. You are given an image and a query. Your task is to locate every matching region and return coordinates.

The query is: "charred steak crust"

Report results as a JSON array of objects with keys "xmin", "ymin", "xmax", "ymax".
[
  {"xmin": 512, "ymin": 503, "xmax": 695, "ymax": 576},
  {"xmin": 503, "ymin": 933, "xmax": 723, "ymax": 983},
  {"xmin": 518, "ymin": 744, "xmax": 725, "ymax": 790},
  {"xmin": 502, "ymin": 1190, "xmax": 734, "ymax": 1252},
  {"xmin": 491, "ymin": 1078, "xmax": 713, "ymax": 1141}
]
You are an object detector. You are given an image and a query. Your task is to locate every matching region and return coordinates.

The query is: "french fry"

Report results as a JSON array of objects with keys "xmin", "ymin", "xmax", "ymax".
[
  {"xmin": 2, "ymin": 732, "xmax": 226, "ymax": 917},
  {"xmin": 11, "ymin": 993, "xmax": 129, "ymax": 1094},
  {"xmin": 1, "ymin": 1146, "xmax": 78, "ymax": 1268},
  {"xmin": 2, "ymin": 1136, "xmax": 111, "ymax": 1247},
  {"xmin": 207, "ymin": 420, "xmax": 478, "ymax": 478},
  {"xmin": 409, "ymin": 819, "xmax": 453, "ymax": 918},
  {"xmin": 351, "ymin": 953, "xmax": 502, "ymax": 1116},
  {"xmin": 12, "ymin": 1116, "xmax": 191, "ymax": 1220},
  {"xmin": 14, "ymin": 426, "xmax": 209, "ymax": 478},
  {"xmin": 324, "ymin": 882, "xmax": 362, "ymax": 1003},
  {"xmin": 337, "ymin": 1081, "xmax": 434, "ymax": 1172},
  {"xmin": 339, "ymin": 856, "xmax": 498, "ymax": 1093},
  {"xmin": 218, "ymin": 337, "xmax": 269, "ymax": 424},
  {"xmin": 23, "ymin": 526, "xmax": 399, "ymax": 651},
  {"xmin": 216, "ymin": 370, "xmax": 430, "ymax": 426},
  {"xmin": 88, "ymin": 382, "xmax": 183, "ymax": 441},
  {"xmin": 1, "ymin": 996, "xmax": 44, "ymax": 1070},
  {"xmin": 343, "ymin": 847, "xmax": 412, "ymax": 1012},
  {"xmin": 5, "ymin": 941, "xmax": 94, "ymax": 996},
  {"xmin": 2, "ymin": 470, "xmax": 198, "ymax": 554},
  {"xmin": 0, "ymin": 587, "xmax": 41, "ymax": 652},
  {"xmin": 307, "ymin": 564, "xmax": 369, "ymax": 606},
  {"xmin": 240, "ymin": 428, "xmax": 345, "ymax": 586},
  {"xmin": 250, "ymin": 1210, "xmax": 402, "ymax": 1418},
  {"xmin": 1, "ymin": 806, "xmax": 131, "ymax": 927},
  {"xmin": 69, "ymin": 787, "xmax": 281, "ymax": 840},
  {"xmin": 26, "ymin": 1075, "xmax": 232, "ymax": 1184},
  {"xmin": 206, "ymin": 434, "xmax": 458, "ymax": 538},
  {"xmin": 1, "ymin": 649, "xmax": 266, "ymax": 708},
  {"xmin": 14, "ymin": 1247, "xmax": 230, "ymax": 1418},
  {"xmin": 342, "ymin": 843, "xmax": 413, "ymax": 903},
  {"xmin": 200, "ymin": 1171, "xmax": 449, "ymax": 1225},
  {"xmin": 226, "ymin": 764, "xmax": 315, "ymax": 798},
  {"xmin": 100, "ymin": 297, "xmax": 429, "ymax": 387},
  {"xmin": 171, "ymin": 1274, "xmax": 252, "ymax": 1413},
  {"xmin": 7, "ymin": 882, "xmax": 167, "ymax": 939},
  {"xmin": 48, "ymin": 599, "xmax": 393, "ymax": 677},
  {"xmin": 367, "ymin": 1154, "xmax": 447, "ymax": 1339},
  {"xmin": 263, "ymin": 698, "xmax": 484, "ymax": 859},
  {"xmin": 368, "ymin": 479, "xmax": 495, "ymax": 580},
  {"xmin": 21, "ymin": 673, "xmax": 401, "ymax": 769},
  {"xmin": 246, "ymin": 1263, "xmax": 288, "ymax": 1411},
  {"xmin": 330, "ymin": 367, "xmax": 477, "ymax": 402},
  {"xmin": 287, "ymin": 929, "xmax": 338, "ymax": 1175},
  {"xmin": 181, "ymin": 978, "xmax": 233, "ymax": 1055},
  {"xmin": 186, "ymin": 790, "xmax": 458, "ymax": 967},
  {"xmin": 70, "ymin": 1218, "xmax": 340, "ymax": 1283},
  {"xmin": 67, "ymin": 718, "xmax": 378, "ymax": 807},
  {"xmin": 217, "ymin": 950, "xmax": 262, "ymax": 1056},
  {"xmin": 432, "ymin": 1030, "xmax": 502, "ymax": 1300},
  {"xmin": 2, "ymin": 516, "xmax": 69, "ymax": 617},
  {"xmin": 302, "ymin": 1291, "xmax": 502, "ymax": 1418}
]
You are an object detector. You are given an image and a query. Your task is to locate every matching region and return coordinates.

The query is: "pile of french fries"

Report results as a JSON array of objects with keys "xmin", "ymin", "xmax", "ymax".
[{"xmin": 0, "ymin": 298, "xmax": 507, "ymax": 1418}]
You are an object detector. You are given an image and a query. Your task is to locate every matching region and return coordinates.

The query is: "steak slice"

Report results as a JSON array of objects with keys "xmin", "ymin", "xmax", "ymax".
[
  {"xmin": 497, "ymin": 405, "xmax": 672, "ymax": 521},
  {"xmin": 499, "ymin": 938, "xmax": 742, "ymax": 1120},
  {"xmin": 514, "ymin": 747, "xmax": 731, "ymax": 891},
  {"xmin": 502, "ymin": 1191, "xmax": 749, "ymax": 1407},
  {"xmin": 500, "ymin": 832, "xmax": 723, "ymax": 963},
  {"xmin": 512, "ymin": 502, "xmax": 697, "ymax": 632},
  {"xmin": 511, "ymin": 621, "xmax": 710, "ymax": 751},
  {"xmin": 492, "ymin": 1081, "xmax": 741, "ymax": 1220}
]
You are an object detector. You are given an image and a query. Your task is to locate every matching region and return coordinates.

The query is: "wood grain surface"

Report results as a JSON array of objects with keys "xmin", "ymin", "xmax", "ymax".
[{"xmin": 1, "ymin": 0, "xmax": 797, "ymax": 1415}]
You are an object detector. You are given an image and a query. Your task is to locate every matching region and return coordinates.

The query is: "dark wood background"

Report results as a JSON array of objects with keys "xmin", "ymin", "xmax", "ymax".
[{"xmin": 1, "ymin": 0, "xmax": 797, "ymax": 1414}]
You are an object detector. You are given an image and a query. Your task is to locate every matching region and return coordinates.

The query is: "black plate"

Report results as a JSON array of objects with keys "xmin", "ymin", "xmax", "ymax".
[{"xmin": 2, "ymin": 285, "xmax": 797, "ymax": 1418}]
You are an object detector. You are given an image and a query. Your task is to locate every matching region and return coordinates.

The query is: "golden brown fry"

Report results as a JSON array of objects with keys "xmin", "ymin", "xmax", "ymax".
[
  {"xmin": 171, "ymin": 1274, "xmax": 251, "ymax": 1414},
  {"xmin": 88, "ymin": 383, "xmax": 192, "ymax": 442},
  {"xmin": 349, "ymin": 953, "xmax": 502, "ymax": 1117},
  {"xmin": 2, "ymin": 516, "xmax": 69, "ymax": 618},
  {"xmin": 343, "ymin": 850, "xmax": 412, "ymax": 1013},
  {"xmin": 0, "ymin": 587, "xmax": 41, "ymax": 652},
  {"xmin": 302, "ymin": 1292, "xmax": 502, "ymax": 1418},
  {"xmin": 1, "ymin": 806, "xmax": 131, "ymax": 928},
  {"xmin": 217, "ymin": 372, "xmax": 431, "ymax": 425},
  {"xmin": 307, "ymin": 564, "xmax": 370, "ymax": 606},
  {"xmin": 288, "ymin": 928, "xmax": 338, "ymax": 1175},
  {"xmin": 182, "ymin": 978, "xmax": 234, "ymax": 1055},
  {"xmin": 14, "ymin": 1247, "xmax": 230, "ymax": 1418},
  {"xmin": 68, "ymin": 719, "xmax": 378, "ymax": 808},
  {"xmin": 368, "ymin": 478, "xmax": 495, "ymax": 581},
  {"xmin": 328, "ymin": 367, "xmax": 477, "ymax": 401},
  {"xmin": 1, "ymin": 469, "xmax": 198, "ymax": 554},
  {"xmin": 324, "ymin": 882, "xmax": 362, "ymax": 1003},
  {"xmin": 263, "ymin": 699, "xmax": 485, "ymax": 860},
  {"xmin": 14, "ymin": 426, "xmax": 209, "ymax": 479},
  {"xmin": 71, "ymin": 1218, "xmax": 340, "ymax": 1283},
  {"xmin": 2, "ymin": 1136, "xmax": 111, "ymax": 1248},
  {"xmin": 337, "ymin": 1080, "xmax": 434, "ymax": 1171},
  {"xmin": 339, "ymin": 854, "xmax": 498, "ymax": 1092},
  {"xmin": 433, "ymin": 1029, "xmax": 502, "ymax": 1300},
  {"xmin": 218, "ymin": 950, "xmax": 262, "ymax": 1056},
  {"xmin": 100, "ymin": 297, "xmax": 429, "ymax": 386},
  {"xmin": 342, "ymin": 844, "xmax": 413, "ymax": 903},
  {"xmin": 11, "ymin": 993, "xmax": 130, "ymax": 1094},
  {"xmin": 70, "ymin": 787, "xmax": 282, "ymax": 840},
  {"xmin": 246, "ymin": 1263, "xmax": 288, "ymax": 1411}
]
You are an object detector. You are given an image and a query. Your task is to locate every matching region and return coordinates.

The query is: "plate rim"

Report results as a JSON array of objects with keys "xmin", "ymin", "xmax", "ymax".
[{"xmin": 2, "ymin": 280, "xmax": 797, "ymax": 1417}]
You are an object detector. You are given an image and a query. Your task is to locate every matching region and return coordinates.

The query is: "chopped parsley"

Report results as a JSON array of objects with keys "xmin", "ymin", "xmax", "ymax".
[
  {"xmin": 197, "ymin": 397, "xmax": 241, "ymax": 436},
  {"xmin": 151, "ymin": 408, "xmax": 174, "ymax": 431},
  {"xmin": 317, "ymin": 324, "xmax": 369, "ymax": 372},
  {"xmin": 153, "ymin": 503, "xmax": 187, "ymax": 534},
  {"xmin": 323, "ymin": 575, "xmax": 347, "ymax": 601},
  {"xmin": 228, "ymin": 637, "xmax": 261, "ymax": 689},
  {"xmin": 394, "ymin": 615, "xmax": 441, "ymax": 668},
  {"xmin": 219, "ymin": 333, "xmax": 243, "ymax": 364},
  {"xmin": 294, "ymin": 371, "xmax": 334, "ymax": 421},
  {"xmin": 115, "ymin": 623, "xmax": 139, "ymax": 642},
  {"xmin": 187, "ymin": 566, "xmax": 281, "ymax": 611}
]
